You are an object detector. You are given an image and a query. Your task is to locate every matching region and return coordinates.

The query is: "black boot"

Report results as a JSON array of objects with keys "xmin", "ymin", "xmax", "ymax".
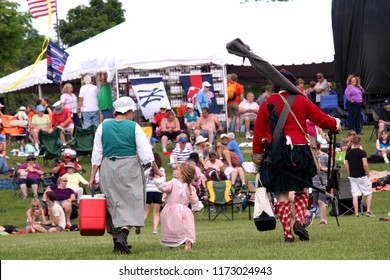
[
  {"xmin": 293, "ymin": 221, "xmax": 309, "ymax": 241},
  {"xmin": 112, "ymin": 238, "xmax": 132, "ymax": 254},
  {"xmin": 113, "ymin": 228, "xmax": 131, "ymax": 254}
]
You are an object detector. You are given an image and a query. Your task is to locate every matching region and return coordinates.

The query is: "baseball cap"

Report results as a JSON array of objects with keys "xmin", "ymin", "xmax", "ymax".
[
  {"xmin": 63, "ymin": 153, "xmax": 72, "ymax": 159},
  {"xmin": 113, "ymin": 96, "xmax": 136, "ymax": 113},
  {"xmin": 384, "ymin": 100, "xmax": 390, "ymax": 105},
  {"xmin": 54, "ymin": 105, "xmax": 62, "ymax": 114},
  {"xmin": 160, "ymin": 104, "xmax": 166, "ymax": 109},
  {"xmin": 202, "ymin": 81, "xmax": 211, "ymax": 88},
  {"xmin": 19, "ymin": 106, "xmax": 26, "ymax": 111},
  {"xmin": 186, "ymin": 103, "xmax": 194, "ymax": 109},
  {"xmin": 220, "ymin": 133, "xmax": 228, "ymax": 139},
  {"xmin": 0, "ymin": 103, "xmax": 4, "ymax": 108},
  {"xmin": 36, "ymin": 105, "xmax": 45, "ymax": 112}
]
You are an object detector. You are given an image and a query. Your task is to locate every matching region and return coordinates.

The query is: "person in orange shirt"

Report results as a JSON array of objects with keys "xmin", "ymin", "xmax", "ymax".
[{"xmin": 227, "ymin": 73, "xmax": 244, "ymax": 132}]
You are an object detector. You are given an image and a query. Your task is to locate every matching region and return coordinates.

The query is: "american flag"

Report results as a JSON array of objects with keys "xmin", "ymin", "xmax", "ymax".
[{"xmin": 27, "ymin": 0, "xmax": 56, "ymax": 19}]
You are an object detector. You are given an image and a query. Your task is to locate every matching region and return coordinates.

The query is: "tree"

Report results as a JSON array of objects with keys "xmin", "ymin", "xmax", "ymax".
[
  {"xmin": 59, "ymin": 0, "xmax": 125, "ymax": 47},
  {"xmin": 0, "ymin": 1, "xmax": 41, "ymax": 77}
]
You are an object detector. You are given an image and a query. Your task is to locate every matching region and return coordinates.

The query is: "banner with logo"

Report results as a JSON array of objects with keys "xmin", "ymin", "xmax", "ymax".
[
  {"xmin": 179, "ymin": 74, "xmax": 219, "ymax": 114},
  {"xmin": 130, "ymin": 77, "xmax": 170, "ymax": 120},
  {"xmin": 47, "ymin": 41, "xmax": 69, "ymax": 84}
]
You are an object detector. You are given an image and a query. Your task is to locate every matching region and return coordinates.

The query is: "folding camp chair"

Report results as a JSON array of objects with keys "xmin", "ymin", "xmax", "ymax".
[
  {"xmin": 70, "ymin": 125, "xmax": 96, "ymax": 163},
  {"xmin": 206, "ymin": 180, "xmax": 234, "ymax": 222},
  {"xmin": 331, "ymin": 178, "xmax": 364, "ymax": 216},
  {"xmin": 38, "ymin": 128, "xmax": 64, "ymax": 166},
  {"xmin": 1, "ymin": 115, "xmax": 27, "ymax": 146}
]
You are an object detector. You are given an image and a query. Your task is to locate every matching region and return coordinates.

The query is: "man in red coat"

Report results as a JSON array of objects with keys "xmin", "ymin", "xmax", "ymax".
[{"xmin": 252, "ymin": 70, "xmax": 341, "ymax": 242}]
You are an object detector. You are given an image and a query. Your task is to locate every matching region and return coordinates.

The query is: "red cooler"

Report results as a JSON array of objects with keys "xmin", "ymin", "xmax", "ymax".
[{"xmin": 79, "ymin": 193, "xmax": 106, "ymax": 236}]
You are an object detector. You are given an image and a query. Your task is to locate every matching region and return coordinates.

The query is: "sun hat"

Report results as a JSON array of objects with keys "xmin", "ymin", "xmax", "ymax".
[
  {"xmin": 26, "ymin": 155, "xmax": 36, "ymax": 161},
  {"xmin": 195, "ymin": 136, "xmax": 208, "ymax": 145},
  {"xmin": 227, "ymin": 132, "xmax": 235, "ymax": 139},
  {"xmin": 36, "ymin": 105, "xmax": 45, "ymax": 112},
  {"xmin": 65, "ymin": 162, "xmax": 76, "ymax": 170},
  {"xmin": 113, "ymin": 96, "xmax": 136, "ymax": 113}
]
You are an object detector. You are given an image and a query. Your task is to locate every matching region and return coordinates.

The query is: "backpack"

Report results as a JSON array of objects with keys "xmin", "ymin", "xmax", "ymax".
[
  {"xmin": 205, "ymin": 168, "xmax": 227, "ymax": 181},
  {"xmin": 228, "ymin": 83, "xmax": 237, "ymax": 100}
]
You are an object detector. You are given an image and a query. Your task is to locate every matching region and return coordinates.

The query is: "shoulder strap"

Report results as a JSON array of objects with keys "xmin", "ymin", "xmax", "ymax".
[
  {"xmin": 270, "ymin": 93, "xmax": 296, "ymax": 152},
  {"xmin": 278, "ymin": 93, "xmax": 306, "ymax": 137}
]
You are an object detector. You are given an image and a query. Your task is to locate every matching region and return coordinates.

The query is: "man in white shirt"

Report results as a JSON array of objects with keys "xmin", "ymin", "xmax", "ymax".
[
  {"xmin": 79, "ymin": 75, "xmax": 99, "ymax": 128},
  {"xmin": 238, "ymin": 92, "xmax": 259, "ymax": 139}
]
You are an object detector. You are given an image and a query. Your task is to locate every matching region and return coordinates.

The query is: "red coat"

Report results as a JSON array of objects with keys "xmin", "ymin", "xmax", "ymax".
[{"xmin": 253, "ymin": 91, "xmax": 338, "ymax": 155}]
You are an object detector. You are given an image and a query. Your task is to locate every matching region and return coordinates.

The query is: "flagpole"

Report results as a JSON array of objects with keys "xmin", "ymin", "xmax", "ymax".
[{"xmin": 55, "ymin": 0, "xmax": 61, "ymax": 47}]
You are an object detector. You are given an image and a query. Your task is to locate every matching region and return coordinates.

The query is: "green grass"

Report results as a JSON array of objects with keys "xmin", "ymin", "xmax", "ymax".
[{"xmin": 1, "ymin": 125, "xmax": 390, "ymax": 260}]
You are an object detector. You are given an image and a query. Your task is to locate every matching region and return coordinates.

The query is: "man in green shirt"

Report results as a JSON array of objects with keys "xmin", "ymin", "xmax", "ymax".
[{"xmin": 98, "ymin": 72, "xmax": 114, "ymax": 120}]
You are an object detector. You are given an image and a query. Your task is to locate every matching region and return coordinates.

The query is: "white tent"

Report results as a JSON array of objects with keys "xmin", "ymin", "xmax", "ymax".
[{"xmin": 0, "ymin": 0, "xmax": 334, "ymax": 93}]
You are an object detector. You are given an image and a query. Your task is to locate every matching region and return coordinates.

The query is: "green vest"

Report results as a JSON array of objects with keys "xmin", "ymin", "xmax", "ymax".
[{"xmin": 102, "ymin": 120, "xmax": 137, "ymax": 158}]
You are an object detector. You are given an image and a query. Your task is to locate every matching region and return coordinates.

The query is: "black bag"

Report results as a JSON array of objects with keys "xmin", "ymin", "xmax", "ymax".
[
  {"xmin": 254, "ymin": 211, "xmax": 276, "ymax": 231},
  {"xmin": 367, "ymin": 154, "xmax": 384, "ymax": 163}
]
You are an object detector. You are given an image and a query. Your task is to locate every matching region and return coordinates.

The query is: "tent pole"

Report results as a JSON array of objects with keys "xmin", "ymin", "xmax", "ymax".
[
  {"xmin": 115, "ymin": 69, "xmax": 119, "ymax": 99},
  {"xmin": 38, "ymin": 84, "xmax": 42, "ymax": 99},
  {"xmin": 222, "ymin": 64, "xmax": 228, "ymax": 133}
]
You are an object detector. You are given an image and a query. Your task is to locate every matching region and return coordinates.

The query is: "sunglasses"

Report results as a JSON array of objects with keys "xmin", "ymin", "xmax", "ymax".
[
  {"xmin": 62, "ymin": 180, "xmax": 68, "ymax": 182},
  {"xmin": 33, "ymin": 205, "xmax": 39, "ymax": 207},
  {"xmin": 27, "ymin": 159, "xmax": 35, "ymax": 161}
]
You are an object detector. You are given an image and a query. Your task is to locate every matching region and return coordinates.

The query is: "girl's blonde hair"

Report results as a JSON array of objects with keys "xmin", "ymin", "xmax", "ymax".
[
  {"xmin": 30, "ymin": 198, "xmax": 42, "ymax": 211},
  {"xmin": 179, "ymin": 162, "xmax": 196, "ymax": 185}
]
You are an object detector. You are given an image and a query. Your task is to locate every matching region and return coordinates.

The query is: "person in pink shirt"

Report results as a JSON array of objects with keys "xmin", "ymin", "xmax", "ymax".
[{"xmin": 52, "ymin": 103, "xmax": 74, "ymax": 143}]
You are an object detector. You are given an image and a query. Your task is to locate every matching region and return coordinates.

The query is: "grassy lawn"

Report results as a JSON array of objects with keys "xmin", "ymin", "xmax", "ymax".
[{"xmin": 0, "ymin": 124, "xmax": 389, "ymax": 260}]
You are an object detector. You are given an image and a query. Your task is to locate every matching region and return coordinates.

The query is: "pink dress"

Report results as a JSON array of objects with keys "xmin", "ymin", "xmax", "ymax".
[{"xmin": 157, "ymin": 178, "xmax": 199, "ymax": 247}]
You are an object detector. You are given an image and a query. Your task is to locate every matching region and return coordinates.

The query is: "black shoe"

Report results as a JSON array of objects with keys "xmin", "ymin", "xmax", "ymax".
[
  {"xmin": 293, "ymin": 221, "xmax": 310, "ymax": 241},
  {"xmin": 114, "ymin": 235, "xmax": 132, "ymax": 254},
  {"xmin": 284, "ymin": 237, "xmax": 295, "ymax": 243}
]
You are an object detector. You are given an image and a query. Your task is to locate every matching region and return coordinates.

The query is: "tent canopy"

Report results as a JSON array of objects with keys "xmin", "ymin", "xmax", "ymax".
[{"xmin": 0, "ymin": 0, "xmax": 334, "ymax": 93}]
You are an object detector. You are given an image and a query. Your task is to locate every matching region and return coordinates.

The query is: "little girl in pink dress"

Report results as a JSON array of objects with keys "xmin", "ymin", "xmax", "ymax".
[{"xmin": 156, "ymin": 162, "xmax": 198, "ymax": 250}]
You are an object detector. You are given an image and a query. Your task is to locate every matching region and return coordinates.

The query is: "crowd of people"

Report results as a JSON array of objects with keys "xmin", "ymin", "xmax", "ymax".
[{"xmin": 2, "ymin": 69, "xmax": 386, "ymax": 253}]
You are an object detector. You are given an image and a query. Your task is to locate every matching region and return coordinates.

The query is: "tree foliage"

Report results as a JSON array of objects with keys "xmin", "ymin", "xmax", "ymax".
[
  {"xmin": 59, "ymin": 0, "xmax": 125, "ymax": 47},
  {"xmin": 0, "ymin": 0, "xmax": 44, "ymax": 77}
]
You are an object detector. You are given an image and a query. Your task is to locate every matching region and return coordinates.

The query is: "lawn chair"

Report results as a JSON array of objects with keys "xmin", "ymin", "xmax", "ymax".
[
  {"xmin": 206, "ymin": 180, "xmax": 234, "ymax": 222},
  {"xmin": 1, "ymin": 115, "xmax": 27, "ymax": 146},
  {"xmin": 38, "ymin": 128, "xmax": 63, "ymax": 166},
  {"xmin": 69, "ymin": 125, "xmax": 96, "ymax": 163},
  {"xmin": 330, "ymin": 178, "xmax": 364, "ymax": 217}
]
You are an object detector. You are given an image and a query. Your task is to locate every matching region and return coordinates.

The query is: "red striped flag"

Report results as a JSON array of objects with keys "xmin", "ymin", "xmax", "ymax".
[{"xmin": 27, "ymin": 0, "xmax": 56, "ymax": 19}]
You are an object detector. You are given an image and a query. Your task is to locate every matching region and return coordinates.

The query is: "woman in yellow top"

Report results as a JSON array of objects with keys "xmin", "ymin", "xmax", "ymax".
[{"xmin": 62, "ymin": 162, "xmax": 89, "ymax": 203}]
